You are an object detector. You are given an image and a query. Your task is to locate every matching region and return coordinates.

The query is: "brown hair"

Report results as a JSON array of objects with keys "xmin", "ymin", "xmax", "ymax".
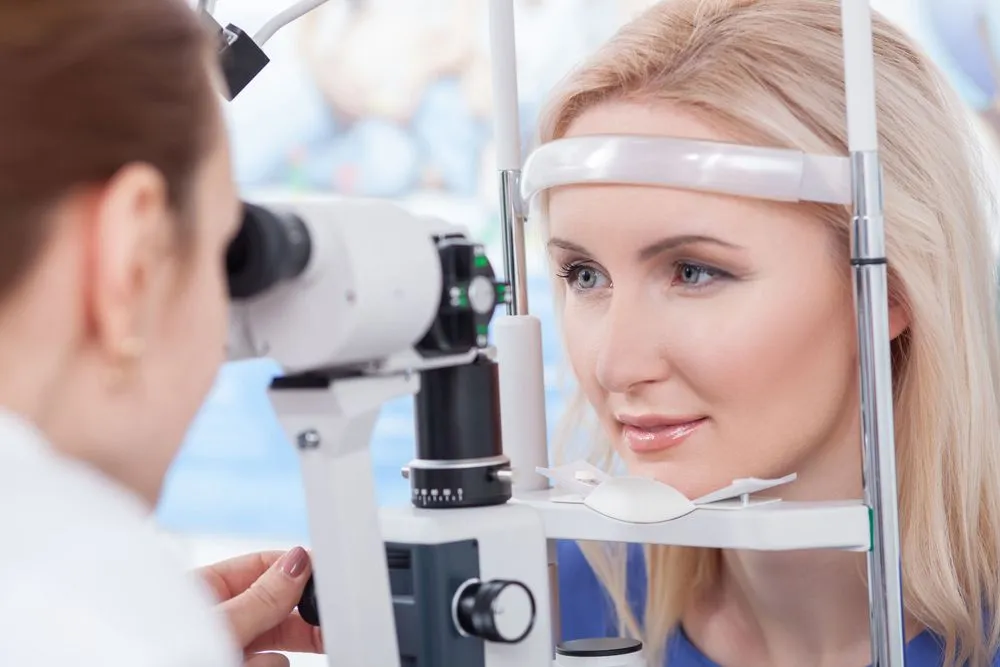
[{"xmin": 0, "ymin": 0, "xmax": 218, "ymax": 302}]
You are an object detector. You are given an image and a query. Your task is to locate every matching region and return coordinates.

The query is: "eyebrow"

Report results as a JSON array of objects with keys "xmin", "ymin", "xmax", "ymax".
[{"xmin": 547, "ymin": 234, "xmax": 744, "ymax": 262}]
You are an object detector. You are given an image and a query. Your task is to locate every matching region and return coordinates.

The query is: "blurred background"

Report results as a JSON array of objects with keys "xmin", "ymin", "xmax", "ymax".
[{"xmin": 161, "ymin": 0, "xmax": 1000, "ymax": 658}]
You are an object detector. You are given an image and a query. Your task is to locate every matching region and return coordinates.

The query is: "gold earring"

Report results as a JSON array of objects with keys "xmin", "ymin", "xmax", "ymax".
[
  {"xmin": 118, "ymin": 336, "xmax": 145, "ymax": 359},
  {"xmin": 109, "ymin": 336, "xmax": 145, "ymax": 389}
]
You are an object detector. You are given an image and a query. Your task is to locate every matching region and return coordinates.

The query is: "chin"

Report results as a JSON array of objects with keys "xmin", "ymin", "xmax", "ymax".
[{"xmin": 621, "ymin": 457, "xmax": 727, "ymax": 500}]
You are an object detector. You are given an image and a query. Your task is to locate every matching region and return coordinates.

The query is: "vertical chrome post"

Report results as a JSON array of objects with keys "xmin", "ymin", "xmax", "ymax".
[
  {"xmin": 489, "ymin": 0, "xmax": 529, "ymax": 316},
  {"xmin": 841, "ymin": 0, "xmax": 906, "ymax": 662},
  {"xmin": 852, "ymin": 151, "xmax": 906, "ymax": 667},
  {"xmin": 499, "ymin": 170, "xmax": 530, "ymax": 315}
]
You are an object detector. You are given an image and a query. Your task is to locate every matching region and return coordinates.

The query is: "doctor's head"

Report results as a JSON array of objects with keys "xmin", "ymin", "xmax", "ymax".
[
  {"xmin": 0, "ymin": 0, "xmax": 241, "ymax": 504},
  {"xmin": 535, "ymin": 0, "xmax": 1000, "ymax": 661}
]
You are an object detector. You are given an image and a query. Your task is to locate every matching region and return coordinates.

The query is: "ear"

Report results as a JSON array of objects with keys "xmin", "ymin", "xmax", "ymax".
[
  {"xmin": 888, "ymin": 300, "xmax": 909, "ymax": 340},
  {"xmin": 85, "ymin": 163, "xmax": 172, "ymax": 361}
]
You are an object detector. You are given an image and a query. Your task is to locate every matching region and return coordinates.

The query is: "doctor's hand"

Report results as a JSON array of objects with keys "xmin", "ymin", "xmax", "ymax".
[{"xmin": 198, "ymin": 548, "xmax": 324, "ymax": 666}]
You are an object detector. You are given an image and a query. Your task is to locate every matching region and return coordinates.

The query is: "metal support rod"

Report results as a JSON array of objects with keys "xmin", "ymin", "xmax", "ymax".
[
  {"xmin": 851, "ymin": 150, "xmax": 906, "ymax": 667},
  {"xmin": 547, "ymin": 539, "xmax": 561, "ymax": 648},
  {"xmin": 499, "ymin": 169, "xmax": 529, "ymax": 315},
  {"xmin": 840, "ymin": 1, "xmax": 905, "ymax": 661},
  {"xmin": 488, "ymin": 0, "xmax": 529, "ymax": 316}
]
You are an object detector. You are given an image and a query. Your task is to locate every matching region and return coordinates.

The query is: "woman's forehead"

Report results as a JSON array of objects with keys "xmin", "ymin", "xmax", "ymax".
[{"xmin": 547, "ymin": 182, "xmax": 773, "ymax": 244}]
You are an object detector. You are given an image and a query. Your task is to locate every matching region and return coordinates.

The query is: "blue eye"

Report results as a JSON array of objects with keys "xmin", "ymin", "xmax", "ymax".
[
  {"xmin": 556, "ymin": 262, "xmax": 609, "ymax": 292},
  {"xmin": 674, "ymin": 262, "xmax": 719, "ymax": 287}
]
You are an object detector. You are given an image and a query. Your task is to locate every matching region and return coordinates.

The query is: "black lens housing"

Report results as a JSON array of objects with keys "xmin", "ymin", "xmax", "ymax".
[{"xmin": 227, "ymin": 202, "xmax": 311, "ymax": 299}]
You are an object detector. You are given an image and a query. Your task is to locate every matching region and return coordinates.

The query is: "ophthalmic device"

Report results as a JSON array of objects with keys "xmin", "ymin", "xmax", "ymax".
[
  {"xmin": 215, "ymin": 0, "xmax": 905, "ymax": 665},
  {"xmin": 225, "ymin": 195, "xmax": 551, "ymax": 666}
]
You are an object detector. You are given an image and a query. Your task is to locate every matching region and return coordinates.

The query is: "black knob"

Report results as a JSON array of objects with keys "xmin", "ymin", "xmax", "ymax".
[
  {"xmin": 452, "ymin": 579, "xmax": 536, "ymax": 644},
  {"xmin": 297, "ymin": 574, "xmax": 320, "ymax": 627}
]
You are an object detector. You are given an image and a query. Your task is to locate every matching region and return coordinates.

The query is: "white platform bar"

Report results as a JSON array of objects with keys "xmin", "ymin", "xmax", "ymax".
[{"xmin": 514, "ymin": 490, "xmax": 872, "ymax": 551}]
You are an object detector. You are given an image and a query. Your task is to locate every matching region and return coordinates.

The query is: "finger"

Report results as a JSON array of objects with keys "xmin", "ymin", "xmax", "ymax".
[
  {"xmin": 221, "ymin": 546, "xmax": 313, "ymax": 648},
  {"xmin": 245, "ymin": 614, "xmax": 324, "ymax": 655},
  {"xmin": 199, "ymin": 551, "xmax": 289, "ymax": 602},
  {"xmin": 244, "ymin": 653, "xmax": 290, "ymax": 667}
]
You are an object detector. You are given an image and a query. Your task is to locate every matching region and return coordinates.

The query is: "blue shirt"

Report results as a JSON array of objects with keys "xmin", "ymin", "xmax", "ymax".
[{"xmin": 556, "ymin": 540, "xmax": 994, "ymax": 666}]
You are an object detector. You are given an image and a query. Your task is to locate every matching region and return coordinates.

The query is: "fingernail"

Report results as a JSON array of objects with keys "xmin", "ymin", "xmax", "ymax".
[{"xmin": 278, "ymin": 546, "xmax": 309, "ymax": 578}]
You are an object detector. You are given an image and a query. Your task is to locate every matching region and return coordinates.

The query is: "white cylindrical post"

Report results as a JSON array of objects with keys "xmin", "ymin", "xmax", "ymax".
[
  {"xmin": 495, "ymin": 316, "xmax": 550, "ymax": 493},
  {"xmin": 489, "ymin": 0, "xmax": 530, "ymax": 314},
  {"xmin": 841, "ymin": 0, "xmax": 879, "ymax": 152},
  {"xmin": 489, "ymin": 0, "xmax": 522, "ymax": 170}
]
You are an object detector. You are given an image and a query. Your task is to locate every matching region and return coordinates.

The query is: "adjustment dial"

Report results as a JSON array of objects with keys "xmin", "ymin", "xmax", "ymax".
[{"xmin": 452, "ymin": 578, "xmax": 536, "ymax": 644}]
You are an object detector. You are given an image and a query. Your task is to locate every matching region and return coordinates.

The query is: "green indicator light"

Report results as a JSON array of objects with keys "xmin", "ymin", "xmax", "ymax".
[
  {"xmin": 475, "ymin": 256, "xmax": 488, "ymax": 268},
  {"xmin": 868, "ymin": 506, "xmax": 874, "ymax": 552},
  {"xmin": 476, "ymin": 324, "xmax": 488, "ymax": 335}
]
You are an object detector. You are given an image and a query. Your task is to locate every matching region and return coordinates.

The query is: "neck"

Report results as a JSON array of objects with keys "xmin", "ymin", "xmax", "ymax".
[
  {"xmin": 705, "ymin": 549, "xmax": 874, "ymax": 665},
  {"xmin": 0, "ymin": 294, "xmax": 68, "ymax": 427},
  {"xmin": 0, "ymin": 317, "xmax": 160, "ymax": 506},
  {"xmin": 0, "ymin": 231, "xmax": 163, "ymax": 507}
]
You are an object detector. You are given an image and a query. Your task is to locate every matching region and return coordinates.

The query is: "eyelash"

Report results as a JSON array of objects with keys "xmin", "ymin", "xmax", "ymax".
[{"xmin": 555, "ymin": 260, "xmax": 730, "ymax": 292}]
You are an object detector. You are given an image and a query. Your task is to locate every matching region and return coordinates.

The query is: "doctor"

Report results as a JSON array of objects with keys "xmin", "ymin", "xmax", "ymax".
[{"xmin": 0, "ymin": 1, "xmax": 322, "ymax": 665}]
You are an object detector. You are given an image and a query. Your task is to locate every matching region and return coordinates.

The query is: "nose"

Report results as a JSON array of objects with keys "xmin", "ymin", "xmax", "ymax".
[{"xmin": 594, "ymin": 293, "xmax": 671, "ymax": 394}]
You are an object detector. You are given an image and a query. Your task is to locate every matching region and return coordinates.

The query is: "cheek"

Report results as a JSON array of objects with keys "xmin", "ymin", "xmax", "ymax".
[
  {"xmin": 162, "ymin": 254, "xmax": 229, "ymax": 407},
  {"xmin": 731, "ymin": 284, "xmax": 851, "ymax": 395},
  {"xmin": 189, "ymin": 256, "xmax": 229, "ymax": 372},
  {"xmin": 671, "ymin": 256, "xmax": 850, "ymax": 390},
  {"xmin": 560, "ymin": 296, "xmax": 607, "ymax": 401},
  {"xmin": 694, "ymin": 267, "xmax": 858, "ymax": 465}
]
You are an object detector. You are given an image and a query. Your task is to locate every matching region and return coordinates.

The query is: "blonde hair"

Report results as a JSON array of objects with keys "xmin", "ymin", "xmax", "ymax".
[{"xmin": 534, "ymin": 0, "xmax": 1000, "ymax": 665}]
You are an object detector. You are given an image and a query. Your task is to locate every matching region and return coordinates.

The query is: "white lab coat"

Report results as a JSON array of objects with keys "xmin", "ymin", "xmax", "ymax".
[{"xmin": 0, "ymin": 408, "xmax": 242, "ymax": 666}]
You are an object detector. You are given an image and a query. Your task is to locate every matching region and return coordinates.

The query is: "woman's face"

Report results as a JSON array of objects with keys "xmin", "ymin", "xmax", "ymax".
[
  {"xmin": 41, "ymin": 114, "xmax": 240, "ymax": 504},
  {"xmin": 92, "ymin": 115, "xmax": 243, "ymax": 503},
  {"xmin": 547, "ymin": 101, "xmax": 865, "ymax": 500},
  {"xmin": 138, "ymin": 125, "xmax": 241, "ymax": 493}
]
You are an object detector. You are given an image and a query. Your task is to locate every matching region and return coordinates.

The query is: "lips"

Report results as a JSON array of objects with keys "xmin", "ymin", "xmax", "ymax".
[{"xmin": 618, "ymin": 415, "xmax": 708, "ymax": 454}]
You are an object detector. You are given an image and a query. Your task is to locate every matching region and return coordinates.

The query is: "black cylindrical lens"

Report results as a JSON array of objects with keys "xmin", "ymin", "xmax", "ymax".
[
  {"xmin": 415, "ymin": 356, "xmax": 502, "ymax": 461},
  {"xmin": 227, "ymin": 202, "xmax": 311, "ymax": 299},
  {"xmin": 408, "ymin": 355, "xmax": 511, "ymax": 509}
]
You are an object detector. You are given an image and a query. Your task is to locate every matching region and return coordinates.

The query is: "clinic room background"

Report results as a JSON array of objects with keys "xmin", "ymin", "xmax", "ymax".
[{"xmin": 159, "ymin": 0, "xmax": 1000, "ymax": 549}]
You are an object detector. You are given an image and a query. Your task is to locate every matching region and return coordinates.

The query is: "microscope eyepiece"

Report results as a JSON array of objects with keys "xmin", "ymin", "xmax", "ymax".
[{"xmin": 227, "ymin": 202, "xmax": 312, "ymax": 300}]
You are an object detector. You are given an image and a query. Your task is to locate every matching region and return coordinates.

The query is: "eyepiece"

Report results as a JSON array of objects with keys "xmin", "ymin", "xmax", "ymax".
[{"xmin": 227, "ymin": 202, "xmax": 312, "ymax": 299}]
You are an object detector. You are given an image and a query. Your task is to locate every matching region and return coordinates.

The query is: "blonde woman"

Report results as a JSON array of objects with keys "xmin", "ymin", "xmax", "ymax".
[{"xmin": 539, "ymin": 0, "xmax": 1000, "ymax": 665}]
